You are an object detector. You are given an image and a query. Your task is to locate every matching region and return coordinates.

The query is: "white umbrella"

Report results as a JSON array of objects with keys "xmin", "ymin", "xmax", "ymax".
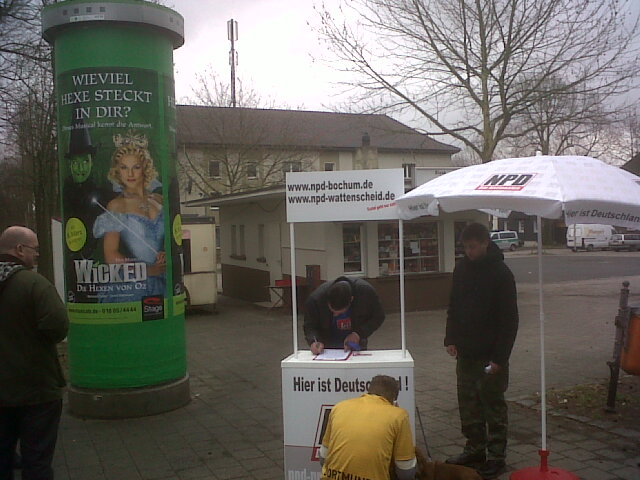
[
  {"xmin": 397, "ymin": 155, "xmax": 640, "ymax": 226},
  {"xmin": 396, "ymin": 155, "xmax": 640, "ymax": 479}
]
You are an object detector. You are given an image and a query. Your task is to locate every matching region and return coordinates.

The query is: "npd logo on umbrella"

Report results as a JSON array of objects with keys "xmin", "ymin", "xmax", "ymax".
[{"xmin": 476, "ymin": 173, "xmax": 537, "ymax": 191}]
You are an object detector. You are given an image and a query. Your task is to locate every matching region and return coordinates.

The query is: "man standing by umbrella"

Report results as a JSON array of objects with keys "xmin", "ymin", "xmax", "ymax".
[{"xmin": 444, "ymin": 222, "xmax": 519, "ymax": 479}]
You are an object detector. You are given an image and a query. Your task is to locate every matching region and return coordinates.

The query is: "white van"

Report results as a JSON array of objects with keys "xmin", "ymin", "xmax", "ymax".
[{"xmin": 566, "ymin": 224, "xmax": 615, "ymax": 251}]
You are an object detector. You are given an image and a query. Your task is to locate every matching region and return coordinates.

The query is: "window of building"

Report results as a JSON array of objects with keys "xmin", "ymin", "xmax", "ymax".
[
  {"xmin": 247, "ymin": 162, "xmax": 258, "ymax": 179},
  {"xmin": 231, "ymin": 225, "xmax": 237, "ymax": 256},
  {"xmin": 402, "ymin": 163, "xmax": 415, "ymax": 180},
  {"xmin": 257, "ymin": 224, "xmax": 266, "ymax": 262},
  {"xmin": 230, "ymin": 224, "xmax": 246, "ymax": 260},
  {"xmin": 402, "ymin": 163, "xmax": 416, "ymax": 191},
  {"xmin": 343, "ymin": 223, "xmax": 364, "ymax": 274},
  {"xmin": 324, "ymin": 162, "xmax": 335, "ymax": 171},
  {"xmin": 239, "ymin": 225, "xmax": 246, "ymax": 257},
  {"xmin": 378, "ymin": 222, "xmax": 438, "ymax": 276},
  {"xmin": 283, "ymin": 161, "xmax": 302, "ymax": 173},
  {"xmin": 215, "ymin": 225, "xmax": 221, "ymax": 264},
  {"xmin": 209, "ymin": 160, "xmax": 221, "ymax": 178},
  {"xmin": 518, "ymin": 220, "xmax": 525, "ymax": 234}
]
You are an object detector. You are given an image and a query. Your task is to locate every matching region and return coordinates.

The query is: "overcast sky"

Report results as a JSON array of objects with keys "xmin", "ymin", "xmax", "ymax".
[{"xmin": 171, "ymin": 0, "xmax": 343, "ymax": 110}]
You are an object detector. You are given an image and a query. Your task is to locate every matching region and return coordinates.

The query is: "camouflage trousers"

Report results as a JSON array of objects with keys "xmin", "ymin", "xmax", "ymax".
[{"xmin": 456, "ymin": 356, "xmax": 509, "ymax": 461}]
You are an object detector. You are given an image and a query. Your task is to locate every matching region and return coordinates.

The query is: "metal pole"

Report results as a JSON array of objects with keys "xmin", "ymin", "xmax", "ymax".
[
  {"xmin": 537, "ymin": 215, "xmax": 547, "ymax": 451},
  {"xmin": 290, "ymin": 223, "xmax": 298, "ymax": 358},
  {"xmin": 606, "ymin": 281, "xmax": 630, "ymax": 412},
  {"xmin": 227, "ymin": 19, "xmax": 238, "ymax": 108},
  {"xmin": 399, "ymin": 219, "xmax": 406, "ymax": 357}
]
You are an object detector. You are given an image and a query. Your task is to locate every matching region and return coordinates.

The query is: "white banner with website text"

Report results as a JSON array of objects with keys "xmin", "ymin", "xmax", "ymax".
[{"xmin": 286, "ymin": 169, "xmax": 404, "ymax": 223}]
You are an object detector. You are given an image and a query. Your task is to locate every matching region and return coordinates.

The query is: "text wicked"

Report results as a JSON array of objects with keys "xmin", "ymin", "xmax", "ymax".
[{"xmin": 74, "ymin": 260, "xmax": 147, "ymax": 284}]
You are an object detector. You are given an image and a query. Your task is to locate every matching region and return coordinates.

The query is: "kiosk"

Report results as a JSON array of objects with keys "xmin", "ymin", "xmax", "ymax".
[
  {"xmin": 281, "ymin": 169, "xmax": 413, "ymax": 478},
  {"xmin": 42, "ymin": 0, "xmax": 189, "ymax": 418}
]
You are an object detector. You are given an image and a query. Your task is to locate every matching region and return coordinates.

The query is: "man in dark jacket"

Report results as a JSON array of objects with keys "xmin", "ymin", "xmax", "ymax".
[
  {"xmin": 444, "ymin": 223, "xmax": 519, "ymax": 479},
  {"xmin": 304, "ymin": 276, "xmax": 384, "ymax": 354},
  {"xmin": 0, "ymin": 226, "xmax": 69, "ymax": 480}
]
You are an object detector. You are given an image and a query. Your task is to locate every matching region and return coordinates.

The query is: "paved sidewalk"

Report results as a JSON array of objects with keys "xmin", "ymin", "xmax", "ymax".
[{"xmin": 45, "ymin": 275, "xmax": 640, "ymax": 480}]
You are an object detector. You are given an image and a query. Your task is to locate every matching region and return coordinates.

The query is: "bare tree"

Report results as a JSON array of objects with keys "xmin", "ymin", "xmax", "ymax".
[
  {"xmin": 178, "ymin": 71, "xmax": 313, "ymax": 197},
  {"xmin": 618, "ymin": 106, "xmax": 640, "ymax": 160},
  {"xmin": 0, "ymin": 1, "xmax": 50, "ymax": 106},
  {"xmin": 1, "ymin": 0, "xmax": 58, "ymax": 281},
  {"xmin": 188, "ymin": 68, "xmax": 264, "ymax": 109},
  {"xmin": 316, "ymin": 0, "xmax": 640, "ymax": 162},
  {"xmin": 0, "ymin": 156, "xmax": 34, "ymax": 229},
  {"xmin": 5, "ymin": 59, "xmax": 58, "ymax": 281},
  {"xmin": 499, "ymin": 75, "xmax": 612, "ymax": 157}
]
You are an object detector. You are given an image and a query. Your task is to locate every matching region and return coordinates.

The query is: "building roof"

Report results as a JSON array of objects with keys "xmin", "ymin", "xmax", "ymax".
[
  {"xmin": 623, "ymin": 153, "xmax": 640, "ymax": 175},
  {"xmin": 176, "ymin": 105, "xmax": 459, "ymax": 154}
]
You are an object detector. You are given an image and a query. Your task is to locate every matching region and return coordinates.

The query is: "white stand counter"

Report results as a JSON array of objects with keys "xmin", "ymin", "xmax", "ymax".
[{"xmin": 281, "ymin": 349, "xmax": 415, "ymax": 480}]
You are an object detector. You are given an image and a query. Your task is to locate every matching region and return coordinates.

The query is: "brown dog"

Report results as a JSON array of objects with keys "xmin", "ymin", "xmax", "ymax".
[{"xmin": 390, "ymin": 447, "xmax": 483, "ymax": 480}]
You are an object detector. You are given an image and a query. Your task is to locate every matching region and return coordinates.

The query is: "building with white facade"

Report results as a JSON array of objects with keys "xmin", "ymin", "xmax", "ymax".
[{"xmin": 178, "ymin": 106, "xmax": 486, "ymax": 310}]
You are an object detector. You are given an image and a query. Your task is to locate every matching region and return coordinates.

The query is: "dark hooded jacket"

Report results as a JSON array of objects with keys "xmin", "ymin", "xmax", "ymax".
[
  {"xmin": 304, "ymin": 276, "xmax": 385, "ymax": 349},
  {"xmin": 0, "ymin": 254, "xmax": 69, "ymax": 406},
  {"xmin": 444, "ymin": 242, "xmax": 519, "ymax": 367}
]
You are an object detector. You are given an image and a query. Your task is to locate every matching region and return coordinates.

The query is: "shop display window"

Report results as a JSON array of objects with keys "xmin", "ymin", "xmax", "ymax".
[
  {"xmin": 343, "ymin": 223, "xmax": 363, "ymax": 273},
  {"xmin": 378, "ymin": 222, "xmax": 438, "ymax": 275}
]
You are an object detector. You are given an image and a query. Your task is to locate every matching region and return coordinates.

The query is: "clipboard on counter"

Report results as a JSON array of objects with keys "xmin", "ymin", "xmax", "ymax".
[{"xmin": 313, "ymin": 349, "xmax": 352, "ymax": 361}]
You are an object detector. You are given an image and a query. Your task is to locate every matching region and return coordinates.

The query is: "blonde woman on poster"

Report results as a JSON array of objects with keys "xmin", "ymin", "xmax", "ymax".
[{"xmin": 93, "ymin": 131, "xmax": 166, "ymax": 302}]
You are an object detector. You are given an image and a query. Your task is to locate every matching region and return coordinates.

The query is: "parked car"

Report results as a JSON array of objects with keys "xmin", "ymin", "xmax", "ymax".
[
  {"xmin": 609, "ymin": 233, "xmax": 640, "ymax": 251},
  {"xmin": 490, "ymin": 230, "xmax": 520, "ymax": 251}
]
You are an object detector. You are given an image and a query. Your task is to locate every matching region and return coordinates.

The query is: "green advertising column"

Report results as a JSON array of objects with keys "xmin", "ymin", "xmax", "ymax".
[{"xmin": 42, "ymin": 0, "xmax": 189, "ymax": 418}]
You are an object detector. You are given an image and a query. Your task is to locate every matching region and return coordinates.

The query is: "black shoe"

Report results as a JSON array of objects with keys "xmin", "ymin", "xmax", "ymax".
[
  {"xmin": 445, "ymin": 451, "xmax": 486, "ymax": 466},
  {"xmin": 477, "ymin": 459, "xmax": 506, "ymax": 479}
]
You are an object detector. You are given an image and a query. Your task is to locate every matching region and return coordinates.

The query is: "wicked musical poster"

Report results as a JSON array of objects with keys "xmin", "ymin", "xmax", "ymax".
[{"xmin": 59, "ymin": 67, "xmax": 183, "ymax": 324}]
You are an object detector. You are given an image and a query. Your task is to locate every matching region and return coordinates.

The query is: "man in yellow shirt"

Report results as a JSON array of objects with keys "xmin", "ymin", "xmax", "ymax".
[{"xmin": 319, "ymin": 375, "xmax": 416, "ymax": 480}]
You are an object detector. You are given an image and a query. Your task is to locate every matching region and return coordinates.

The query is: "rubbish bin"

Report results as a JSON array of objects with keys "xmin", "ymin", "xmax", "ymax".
[{"xmin": 621, "ymin": 305, "xmax": 640, "ymax": 375}]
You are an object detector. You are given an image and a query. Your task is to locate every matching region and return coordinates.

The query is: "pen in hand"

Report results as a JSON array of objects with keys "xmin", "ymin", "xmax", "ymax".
[{"xmin": 312, "ymin": 337, "xmax": 324, "ymax": 354}]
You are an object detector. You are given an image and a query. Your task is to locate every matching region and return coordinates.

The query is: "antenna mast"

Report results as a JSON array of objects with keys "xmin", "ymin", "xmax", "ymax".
[{"xmin": 227, "ymin": 19, "xmax": 238, "ymax": 107}]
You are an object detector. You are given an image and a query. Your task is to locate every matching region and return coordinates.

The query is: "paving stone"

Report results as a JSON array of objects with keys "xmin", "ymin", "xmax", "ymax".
[
  {"xmin": 66, "ymin": 467, "xmax": 108, "ymax": 480},
  {"xmin": 49, "ymin": 281, "xmax": 640, "ymax": 480},
  {"xmin": 139, "ymin": 467, "xmax": 179, "ymax": 480},
  {"xmin": 611, "ymin": 465, "xmax": 640, "ymax": 480},
  {"xmin": 210, "ymin": 464, "xmax": 249, "ymax": 479},
  {"xmin": 242, "ymin": 455, "xmax": 280, "ymax": 471},
  {"xmin": 571, "ymin": 466, "xmax": 619, "ymax": 480},
  {"xmin": 176, "ymin": 465, "xmax": 216, "ymax": 479}
]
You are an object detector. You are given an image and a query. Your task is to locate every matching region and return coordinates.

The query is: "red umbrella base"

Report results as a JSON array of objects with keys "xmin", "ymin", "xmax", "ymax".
[
  {"xmin": 510, "ymin": 451, "xmax": 580, "ymax": 480},
  {"xmin": 510, "ymin": 466, "xmax": 580, "ymax": 480}
]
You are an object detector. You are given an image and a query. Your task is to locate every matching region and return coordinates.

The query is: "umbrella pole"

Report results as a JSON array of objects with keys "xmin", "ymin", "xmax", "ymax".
[
  {"xmin": 510, "ymin": 217, "xmax": 579, "ymax": 480},
  {"xmin": 536, "ymin": 215, "xmax": 547, "ymax": 451}
]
